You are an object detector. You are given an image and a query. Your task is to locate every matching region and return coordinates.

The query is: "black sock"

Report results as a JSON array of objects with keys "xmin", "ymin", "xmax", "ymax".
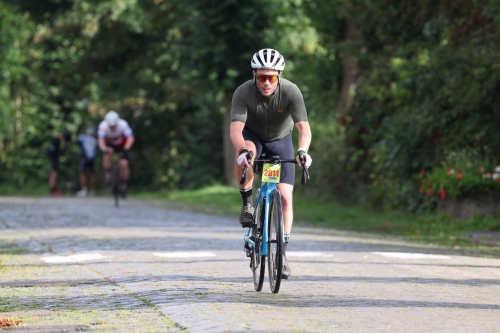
[{"xmin": 239, "ymin": 187, "xmax": 253, "ymax": 206}]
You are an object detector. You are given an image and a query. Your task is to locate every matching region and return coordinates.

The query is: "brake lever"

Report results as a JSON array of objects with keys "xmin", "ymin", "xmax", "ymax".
[
  {"xmin": 240, "ymin": 151, "xmax": 254, "ymax": 185},
  {"xmin": 298, "ymin": 151, "xmax": 310, "ymax": 185}
]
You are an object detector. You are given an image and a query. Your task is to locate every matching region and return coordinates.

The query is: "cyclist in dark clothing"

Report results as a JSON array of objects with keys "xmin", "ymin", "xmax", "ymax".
[
  {"xmin": 75, "ymin": 128, "xmax": 98, "ymax": 197},
  {"xmin": 47, "ymin": 132, "xmax": 71, "ymax": 196}
]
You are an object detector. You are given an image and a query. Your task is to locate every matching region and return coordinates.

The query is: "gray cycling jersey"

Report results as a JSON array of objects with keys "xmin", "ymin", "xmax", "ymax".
[{"xmin": 231, "ymin": 78, "xmax": 308, "ymax": 141}]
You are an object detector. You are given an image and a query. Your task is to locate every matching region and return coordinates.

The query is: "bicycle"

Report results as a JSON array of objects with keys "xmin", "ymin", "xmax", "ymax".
[
  {"xmin": 242, "ymin": 151, "xmax": 309, "ymax": 293},
  {"xmin": 110, "ymin": 152, "xmax": 121, "ymax": 207}
]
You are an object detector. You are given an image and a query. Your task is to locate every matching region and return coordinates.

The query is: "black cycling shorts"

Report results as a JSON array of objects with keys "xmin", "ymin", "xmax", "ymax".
[
  {"xmin": 105, "ymin": 143, "xmax": 130, "ymax": 160},
  {"xmin": 47, "ymin": 152, "xmax": 59, "ymax": 171},
  {"xmin": 243, "ymin": 128, "xmax": 295, "ymax": 186},
  {"xmin": 78, "ymin": 157, "xmax": 95, "ymax": 173}
]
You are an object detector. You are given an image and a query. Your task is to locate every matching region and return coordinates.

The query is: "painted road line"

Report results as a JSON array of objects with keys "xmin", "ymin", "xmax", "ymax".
[
  {"xmin": 153, "ymin": 252, "xmax": 217, "ymax": 258},
  {"xmin": 42, "ymin": 253, "xmax": 107, "ymax": 263},
  {"xmin": 372, "ymin": 252, "xmax": 451, "ymax": 259},
  {"xmin": 286, "ymin": 251, "xmax": 333, "ymax": 257}
]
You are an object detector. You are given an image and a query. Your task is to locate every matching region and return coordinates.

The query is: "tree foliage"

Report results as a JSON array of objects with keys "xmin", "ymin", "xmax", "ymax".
[
  {"xmin": 1, "ymin": 0, "xmax": 498, "ymax": 214},
  {"xmin": 303, "ymin": 0, "xmax": 500, "ymax": 211}
]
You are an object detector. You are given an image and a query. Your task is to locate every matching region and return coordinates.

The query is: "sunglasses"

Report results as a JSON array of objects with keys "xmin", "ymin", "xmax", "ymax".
[{"xmin": 255, "ymin": 74, "xmax": 279, "ymax": 83}]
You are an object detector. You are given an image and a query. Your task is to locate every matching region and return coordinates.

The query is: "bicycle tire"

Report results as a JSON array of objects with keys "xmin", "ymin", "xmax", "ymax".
[
  {"xmin": 252, "ymin": 199, "xmax": 265, "ymax": 291},
  {"xmin": 111, "ymin": 162, "xmax": 120, "ymax": 207},
  {"xmin": 267, "ymin": 190, "xmax": 283, "ymax": 293}
]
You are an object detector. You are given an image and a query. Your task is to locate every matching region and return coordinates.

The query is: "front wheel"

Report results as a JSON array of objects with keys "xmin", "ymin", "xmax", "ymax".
[
  {"xmin": 268, "ymin": 190, "xmax": 284, "ymax": 294},
  {"xmin": 252, "ymin": 200, "xmax": 265, "ymax": 291}
]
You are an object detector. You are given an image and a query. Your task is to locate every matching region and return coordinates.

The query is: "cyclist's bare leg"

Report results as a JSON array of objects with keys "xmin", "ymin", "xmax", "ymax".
[
  {"xmin": 118, "ymin": 159, "xmax": 129, "ymax": 182},
  {"xmin": 278, "ymin": 182, "xmax": 293, "ymax": 277},
  {"xmin": 79, "ymin": 173, "xmax": 87, "ymax": 189},
  {"xmin": 102, "ymin": 152, "xmax": 112, "ymax": 178},
  {"xmin": 277, "ymin": 183, "xmax": 293, "ymax": 234},
  {"xmin": 49, "ymin": 171, "xmax": 58, "ymax": 189},
  {"xmin": 89, "ymin": 173, "xmax": 96, "ymax": 191}
]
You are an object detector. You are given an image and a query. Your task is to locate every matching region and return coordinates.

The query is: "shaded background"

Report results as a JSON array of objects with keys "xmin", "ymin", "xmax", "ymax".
[{"xmin": 1, "ymin": 0, "xmax": 499, "ymax": 212}]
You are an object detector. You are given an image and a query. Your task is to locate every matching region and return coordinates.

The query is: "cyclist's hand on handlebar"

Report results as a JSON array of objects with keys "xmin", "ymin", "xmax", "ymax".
[
  {"xmin": 296, "ymin": 149, "xmax": 312, "ymax": 168},
  {"xmin": 237, "ymin": 148, "xmax": 253, "ymax": 169}
]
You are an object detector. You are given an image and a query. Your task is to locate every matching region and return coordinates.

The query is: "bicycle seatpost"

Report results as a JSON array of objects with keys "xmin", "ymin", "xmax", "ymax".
[{"xmin": 240, "ymin": 151, "xmax": 254, "ymax": 185}]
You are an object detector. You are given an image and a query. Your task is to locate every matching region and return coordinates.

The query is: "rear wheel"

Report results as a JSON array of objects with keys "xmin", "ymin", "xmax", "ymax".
[
  {"xmin": 268, "ymin": 190, "xmax": 284, "ymax": 293},
  {"xmin": 111, "ymin": 162, "xmax": 120, "ymax": 207},
  {"xmin": 252, "ymin": 199, "xmax": 265, "ymax": 291}
]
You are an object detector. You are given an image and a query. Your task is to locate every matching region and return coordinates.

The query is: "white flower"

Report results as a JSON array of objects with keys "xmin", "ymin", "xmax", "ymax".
[
  {"xmin": 493, "ymin": 173, "xmax": 500, "ymax": 180},
  {"xmin": 495, "ymin": 166, "xmax": 500, "ymax": 173}
]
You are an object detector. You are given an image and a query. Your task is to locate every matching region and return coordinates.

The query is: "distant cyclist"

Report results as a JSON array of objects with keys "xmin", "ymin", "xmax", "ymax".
[
  {"xmin": 47, "ymin": 131, "xmax": 71, "ymax": 196},
  {"xmin": 75, "ymin": 128, "xmax": 98, "ymax": 197},
  {"xmin": 230, "ymin": 48, "xmax": 313, "ymax": 279},
  {"xmin": 97, "ymin": 110, "xmax": 135, "ymax": 198}
]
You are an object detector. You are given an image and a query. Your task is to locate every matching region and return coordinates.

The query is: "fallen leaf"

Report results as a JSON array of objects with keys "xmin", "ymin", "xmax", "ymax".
[{"xmin": 0, "ymin": 317, "xmax": 23, "ymax": 328}]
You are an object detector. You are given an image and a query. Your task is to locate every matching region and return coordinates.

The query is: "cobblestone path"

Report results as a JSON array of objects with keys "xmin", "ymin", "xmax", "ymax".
[{"xmin": 0, "ymin": 197, "xmax": 499, "ymax": 332}]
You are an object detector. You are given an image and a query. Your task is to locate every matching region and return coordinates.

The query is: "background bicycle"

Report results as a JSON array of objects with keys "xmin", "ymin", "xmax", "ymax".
[{"xmin": 110, "ymin": 152, "xmax": 122, "ymax": 207}]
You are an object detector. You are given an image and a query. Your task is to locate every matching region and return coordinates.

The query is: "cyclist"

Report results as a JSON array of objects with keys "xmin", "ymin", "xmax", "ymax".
[
  {"xmin": 75, "ymin": 128, "xmax": 98, "ymax": 197},
  {"xmin": 47, "ymin": 131, "xmax": 71, "ymax": 196},
  {"xmin": 230, "ymin": 48, "xmax": 312, "ymax": 279},
  {"xmin": 97, "ymin": 110, "xmax": 135, "ymax": 198}
]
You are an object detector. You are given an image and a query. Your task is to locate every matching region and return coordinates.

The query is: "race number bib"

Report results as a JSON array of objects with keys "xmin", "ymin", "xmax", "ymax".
[{"xmin": 262, "ymin": 163, "xmax": 281, "ymax": 183}]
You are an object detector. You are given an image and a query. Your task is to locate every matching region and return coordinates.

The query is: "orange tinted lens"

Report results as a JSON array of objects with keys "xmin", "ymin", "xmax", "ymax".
[{"xmin": 256, "ymin": 74, "xmax": 278, "ymax": 83}]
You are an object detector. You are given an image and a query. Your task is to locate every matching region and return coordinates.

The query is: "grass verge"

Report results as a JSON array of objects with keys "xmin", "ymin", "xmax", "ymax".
[
  {"xmin": 0, "ymin": 243, "xmax": 29, "ymax": 255},
  {"xmin": 0, "ymin": 184, "xmax": 48, "ymax": 196}
]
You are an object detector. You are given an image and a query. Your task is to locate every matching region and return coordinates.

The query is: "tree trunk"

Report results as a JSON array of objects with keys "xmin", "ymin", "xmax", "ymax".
[
  {"xmin": 223, "ymin": 95, "xmax": 237, "ymax": 187},
  {"xmin": 337, "ymin": 18, "xmax": 360, "ymax": 120}
]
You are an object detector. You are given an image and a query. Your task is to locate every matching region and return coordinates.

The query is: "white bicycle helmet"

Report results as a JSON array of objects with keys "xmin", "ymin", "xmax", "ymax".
[
  {"xmin": 251, "ymin": 48, "xmax": 285, "ymax": 71},
  {"xmin": 104, "ymin": 110, "xmax": 119, "ymax": 126}
]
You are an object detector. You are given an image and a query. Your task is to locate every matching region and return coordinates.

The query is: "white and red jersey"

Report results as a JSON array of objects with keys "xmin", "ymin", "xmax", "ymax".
[{"xmin": 97, "ymin": 119, "xmax": 134, "ymax": 147}]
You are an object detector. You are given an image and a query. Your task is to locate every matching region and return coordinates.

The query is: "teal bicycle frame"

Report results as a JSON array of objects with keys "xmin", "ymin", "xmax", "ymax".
[
  {"xmin": 242, "ymin": 153, "xmax": 309, "ymax": 256},
  {"xmin": 244, "ymin": 181, "xmax": 280, "ymax": 256}
]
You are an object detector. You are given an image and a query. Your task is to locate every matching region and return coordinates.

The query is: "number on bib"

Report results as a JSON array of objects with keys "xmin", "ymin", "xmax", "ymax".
[{"xmin": 262, "ymin": 163, "xmax": 281, "ymax": 183}]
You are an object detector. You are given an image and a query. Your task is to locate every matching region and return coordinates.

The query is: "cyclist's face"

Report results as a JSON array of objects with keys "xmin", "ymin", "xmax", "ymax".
[{"xmin": 253, "ymin": 69, "xmax": 279, "ymax": 97}]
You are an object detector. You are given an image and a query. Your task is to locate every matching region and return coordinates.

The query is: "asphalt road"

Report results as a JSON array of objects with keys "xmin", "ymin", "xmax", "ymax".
[{"xmin": 0, "ymin": 197, "xmax": 499, "ymax": 333}]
